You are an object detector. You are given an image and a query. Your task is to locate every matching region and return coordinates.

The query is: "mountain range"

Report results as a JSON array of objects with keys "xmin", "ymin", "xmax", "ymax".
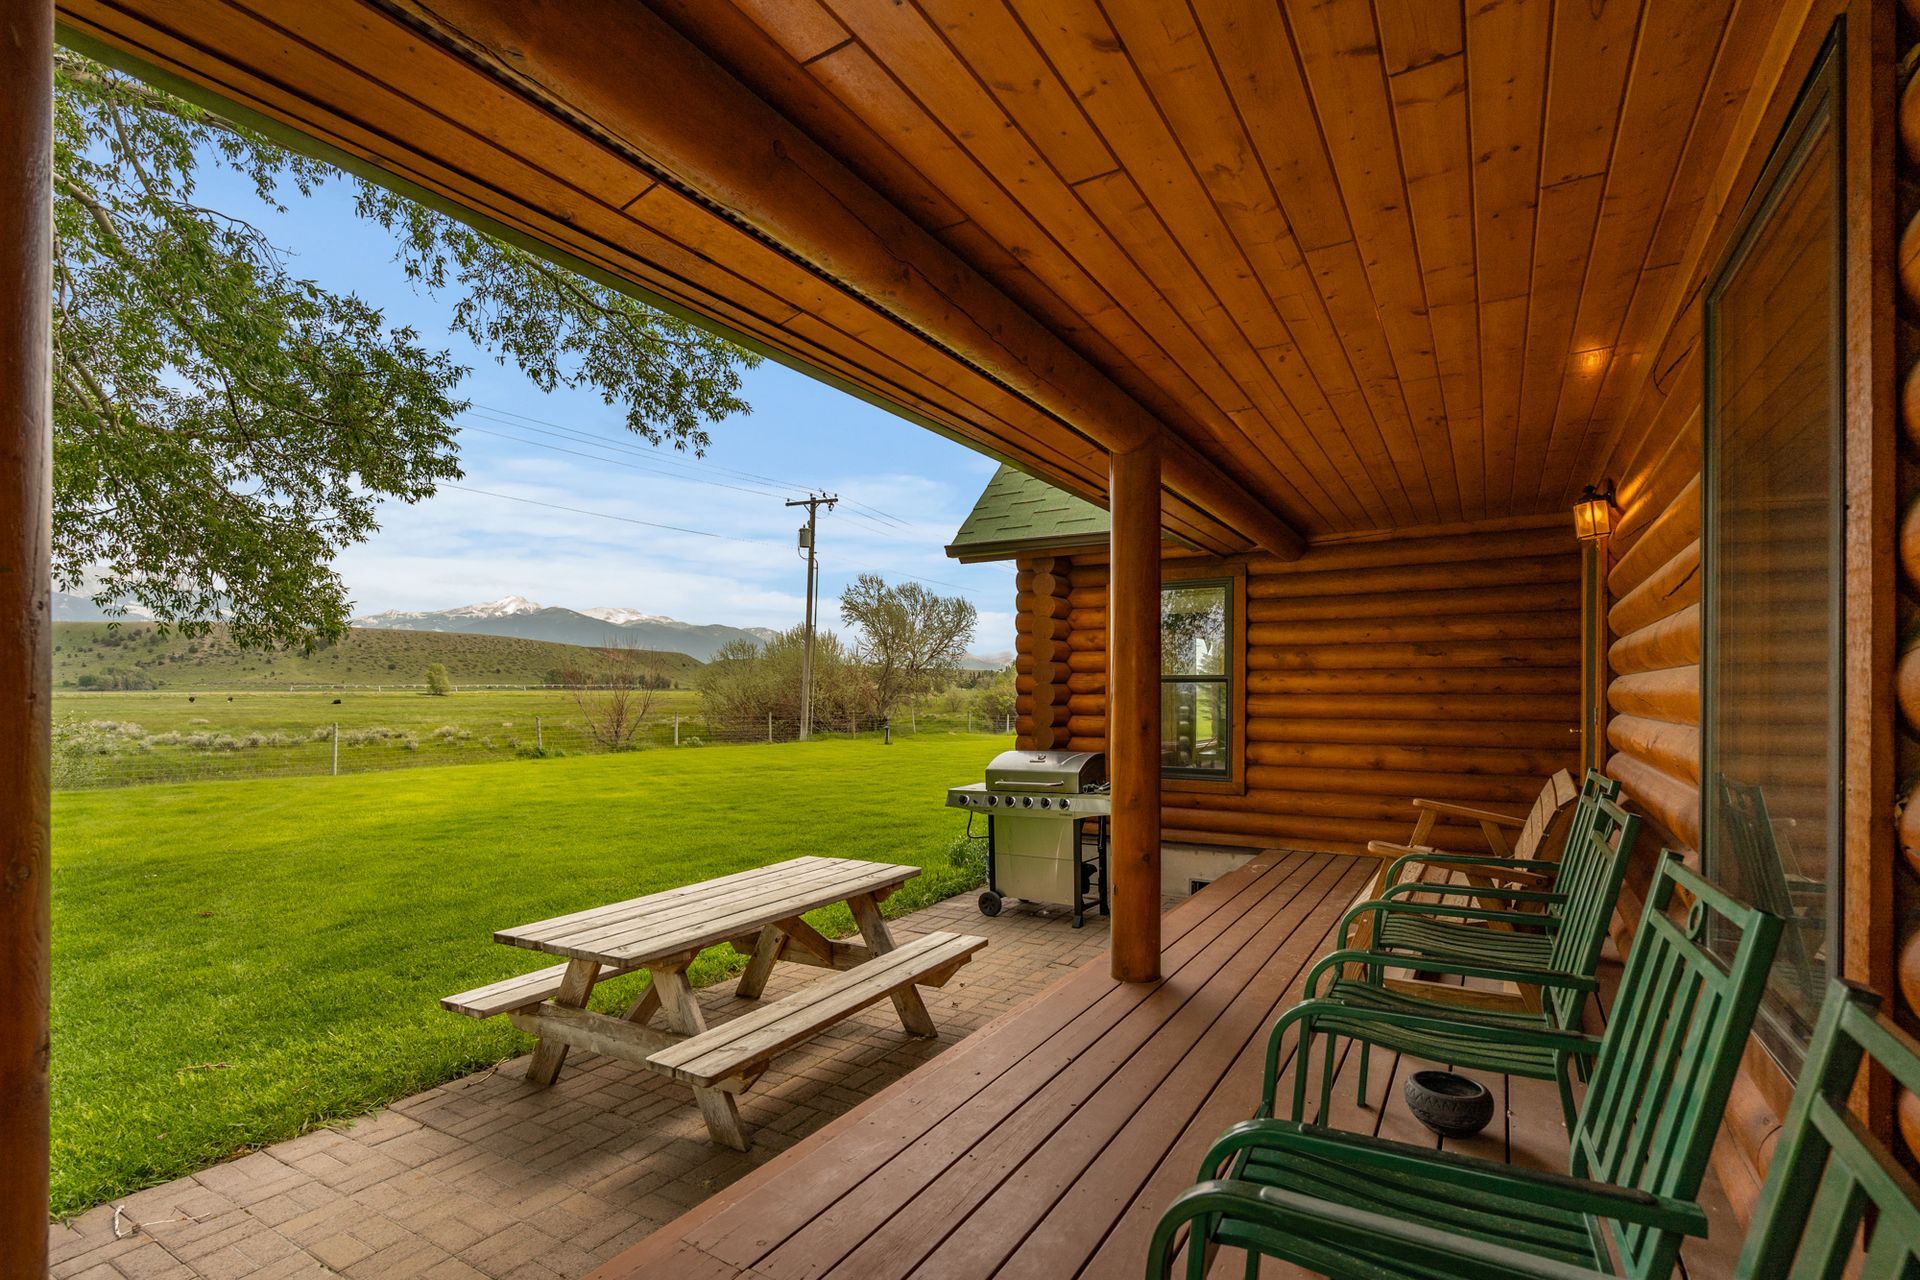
[
  {"xmin": 54, "ymin": 590, "xmax": 1009, "ymax": 668},
  {"xmin": 350, "ymin": 595, "xmax": 780, "ymax": 661}
]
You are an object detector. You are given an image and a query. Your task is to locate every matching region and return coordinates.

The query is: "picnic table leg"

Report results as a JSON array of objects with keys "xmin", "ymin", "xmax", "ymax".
[
  {"xmin": 849, "ymin": 893, "xmax": 937, "ymax": 1037},
  {"xmin": 650, "ymin": 965, "xmax": 749, "ymax": 1151},
  {"xmin": 526, "ymin": 957, "xmax": 599, "ymax": 1087},
  {"xmin": 624, "ymin": 983, "xmax": 661, "ymax": 1026},
  {"xmin": 735, "ymin": 924, "xmax": 787, "ymax": 1000}
]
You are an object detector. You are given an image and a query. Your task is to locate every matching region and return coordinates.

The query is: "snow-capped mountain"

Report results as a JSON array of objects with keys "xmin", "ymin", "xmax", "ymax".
[
  {"xmin": 349, "ymin": 597, "xmax": 779, "ymax": 660},
  {"xmin": 579, "ymin": 607, "xmax": 674, "ymax": 625}
]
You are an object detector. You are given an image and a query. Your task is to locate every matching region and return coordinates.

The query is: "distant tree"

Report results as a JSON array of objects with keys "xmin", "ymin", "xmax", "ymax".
[
  {"xmin": 969, "ymin": 668, "xmax": 1016, "ymax": 727},
  {"xmin": 696, "ymin": 627, "xmax": 859, "ymax": 733},
  {"xmin": 424, "ymin": 663, "xmax": 452, "ymax": 696},
  {"xmin": 838, "ymin": 575, "xmax": 978, "ymax": 719},
  {"xmin": 50, "ymin": 50, "xmax": 760, "ymax": 650},
  {"xmin": 563, "ymin": 644, "xmax": 658, "ymax": 750}
]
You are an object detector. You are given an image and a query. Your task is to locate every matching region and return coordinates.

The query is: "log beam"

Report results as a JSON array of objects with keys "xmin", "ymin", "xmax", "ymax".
[
  {"xmin": 1109, "ymin": 443, "xmax": 1161, "ymax": 983},
  {"xmin": 0, "ymin": 0, "xmax": 53, "ymax": 1271},
  {"xmin": 389, "ymin": 0, "xmax": 1304, "ymax": 560}
]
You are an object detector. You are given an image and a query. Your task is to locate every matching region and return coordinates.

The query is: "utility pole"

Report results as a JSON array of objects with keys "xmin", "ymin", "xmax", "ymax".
[{"xmin": 787, "ymin": 492, "xmax": 838, "ymax": 740}]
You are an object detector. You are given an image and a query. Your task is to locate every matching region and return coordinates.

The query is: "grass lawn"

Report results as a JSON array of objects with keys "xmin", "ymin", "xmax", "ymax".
[{"xmin": 51, "ymin": 732, "xmax": 1004, "ymax": 1217}]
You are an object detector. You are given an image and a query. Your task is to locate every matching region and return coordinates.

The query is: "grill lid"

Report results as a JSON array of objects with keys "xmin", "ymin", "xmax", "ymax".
[{"xmin": 983, "ymin": 749, "xmax": 1106, "ymax": 793}]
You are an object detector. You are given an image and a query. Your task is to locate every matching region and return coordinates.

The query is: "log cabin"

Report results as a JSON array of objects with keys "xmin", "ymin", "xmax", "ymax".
[{"xmin": 3, "ymin": 0, "xmax": 1917, "ymax": 1275}]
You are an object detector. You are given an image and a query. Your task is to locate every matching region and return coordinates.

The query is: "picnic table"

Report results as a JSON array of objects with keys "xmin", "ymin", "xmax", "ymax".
[{"xmin": 442, "ymin": 856, "xmax": 986, "ymax": 1149}]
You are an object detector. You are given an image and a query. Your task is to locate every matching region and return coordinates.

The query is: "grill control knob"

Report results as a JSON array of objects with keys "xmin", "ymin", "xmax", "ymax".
[
  {"xmin": 985, "ymin": 795, "xmax": 996, "ymax": 807},
  {"xmin": 1021, "ymin": 796, "xmax": 1034, "ymax": 808},
  {"xmin": 1058, "ymin": 799, "xmax": 1071, "ymax": 811},
  {"xmin": 1038, "ymin": 798, "xmax": 1050, "ymax": 809}
]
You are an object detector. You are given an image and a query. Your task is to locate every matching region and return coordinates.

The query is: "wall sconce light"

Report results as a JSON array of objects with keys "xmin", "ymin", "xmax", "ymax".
[{"xmin": 1573, "ymin": 481, "xmax": 1616, "ymax": 541}]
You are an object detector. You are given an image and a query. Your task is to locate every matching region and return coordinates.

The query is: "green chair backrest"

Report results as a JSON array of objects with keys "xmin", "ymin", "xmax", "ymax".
[
  {"xmin": 1567, "ymin": 853, "xmax": 1783, "ymax": 1280},
  {"xmin": 1736, "ymin": 982, "xmax": 1920, "ymax": 1278},
  {"xmin": 1715, "ymin": 776, "xmax": 1821, "ymax": 1010},
  {"xmin": 1539, "ymin": 787, "xmax": 1639, "ymax": 1032}
]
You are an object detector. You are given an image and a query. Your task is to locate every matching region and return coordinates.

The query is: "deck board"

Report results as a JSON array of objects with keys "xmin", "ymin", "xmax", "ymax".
[{"xmin": 587, "ymin": 850, "xmax": 1739, "ymax": 1280}]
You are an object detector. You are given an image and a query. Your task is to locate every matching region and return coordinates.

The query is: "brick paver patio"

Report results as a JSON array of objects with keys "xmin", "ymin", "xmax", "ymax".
[{"xmin": 47, "ymin": 891, "xmax": 1112, "ymax": 1279}]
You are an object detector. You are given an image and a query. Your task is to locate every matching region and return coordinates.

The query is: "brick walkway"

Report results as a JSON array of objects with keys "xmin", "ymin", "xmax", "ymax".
[{"xmin": 47, "ymin": 892, "xmax": 1111, "ymax": 1280}]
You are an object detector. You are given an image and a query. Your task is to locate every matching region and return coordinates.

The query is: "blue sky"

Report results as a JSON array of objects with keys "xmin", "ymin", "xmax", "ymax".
[{"xmin": 193, "ymin": 159, "xmax": 1019, "ymax": 655}]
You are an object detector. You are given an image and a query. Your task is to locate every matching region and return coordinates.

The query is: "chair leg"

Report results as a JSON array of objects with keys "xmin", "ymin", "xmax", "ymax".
[
  {"xmin": 1291, "ymin": 1021, "xmax": 1315, "ymax": 1122},
  {"xmin": 1318, "ymin": 1033, "xmax": 1337, "ymax": 1125}
]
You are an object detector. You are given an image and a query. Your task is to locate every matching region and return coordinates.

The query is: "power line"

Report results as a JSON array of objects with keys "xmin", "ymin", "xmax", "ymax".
[
  {"xmin": 468, "ymin": 399, "xmax": 924, "ymax": 528},
  {"xmin": 460, "ymin": 416, "xmax": 946, "ymax": 546},
  {"xmin": 437, "ymin": 482, "xmax": 1005, "ymax": 599}
]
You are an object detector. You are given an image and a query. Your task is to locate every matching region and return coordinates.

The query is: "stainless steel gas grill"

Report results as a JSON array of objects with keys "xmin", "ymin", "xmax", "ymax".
[{"xmin": 946, "ymin": 749, "xmax": 1111, "ymax": 927}]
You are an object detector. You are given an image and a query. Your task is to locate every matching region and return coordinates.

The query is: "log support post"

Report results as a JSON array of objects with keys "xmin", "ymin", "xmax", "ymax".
[
  {"xmin": 1579, "ymin": 534, "xmax": 1611, "ymax": 776},
  {"xmin": 1109, "ymin": 443, "xmax": 1161, "ymax": 983},
  {"xmin": 1, "ymin": 1, "xmax": 53, "ymax": 1272}
]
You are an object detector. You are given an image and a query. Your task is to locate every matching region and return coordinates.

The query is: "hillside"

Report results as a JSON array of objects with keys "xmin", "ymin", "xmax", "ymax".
[
  {"xmin": 53, "ymin": 623, "xmax": 703, "ymax": 690},
  {"xmin": 352, "ymin": 595, "xmax": 779, "ymax": 659}
]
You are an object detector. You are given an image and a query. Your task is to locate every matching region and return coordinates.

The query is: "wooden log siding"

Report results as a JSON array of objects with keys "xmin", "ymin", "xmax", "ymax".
[
  {"xmin": 1604, "ymin": 464, "xmax": 1703, "ymax": 851},
  {"xmin": 1013, "ymin": 556, "xmax": 1072, "ymax": 749},
  {"xmin": 1045, "ymin": 518, "xmax": 1581, "ymax": 856}
]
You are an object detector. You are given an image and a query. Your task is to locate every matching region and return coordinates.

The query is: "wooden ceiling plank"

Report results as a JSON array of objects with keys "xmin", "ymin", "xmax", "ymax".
[
  {"xmin": 1013, "ymin": 0, "xmax": 1390, "ymax": 529},
  {"xmin": 1373, "ymin": 0, "xmax": 1465, "ymax": 74},
  {"xmin": 720, "ymin": 0, "xmax": 851, "ymax": 64},
  {"xmin": 800, "ymin": 18, "xmax": 1345, "ymax": 529},
  {"xmin": 909, "ymin": 0, "xmax": 1119, "ymax": 186},
  {"xmin": 1504, "ymin": 0, "xmax": 1642, "ymax": 509},
  {"xmin": 1382, "ymin": 37, "xmax": 1486, "ymax": 521},
  {"xmin": 1191, "ymin": 0, "xmax": 1435, "ymax": 526},
  {"xmin": 1002, "ymin": 0, "xmax": 1385, "ymax": 528},
  {"xmin": 1579, "ymin": 0, "xmax": 1807, "ymax": 495},
  {"xmin": 1465, "ymin": 0, "xmax": 1550, "ymax": 521},
  {"xmin": 1095, "ymin": 0, "xmax": 1395, "ymax": 529},
  {"xmin": 1537, "ymin": 0, "xmax": 1734, "ymax": 506},
  {"xmin": 1069, "ymin": 173, "xmax": 1351, "ymax": 529},
  {"xmin": 651, "ymin": 0, "xmax": 969, "ymax": 232},
  {"xmin": 796, "ymin": 41, "xmax": 1276, "ymax": 502},
  {"xmin": 1284, "ymin": 0, "xmax": 1463, "ymax": 522}
]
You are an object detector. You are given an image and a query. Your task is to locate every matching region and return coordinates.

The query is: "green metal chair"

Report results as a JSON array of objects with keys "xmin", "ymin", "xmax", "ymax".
[
  {"xmin": 1269, "ymin": 786, "xmax": 1642, "ymax": 1127},
  {"xmin": 1146, "ymin": 855, "xmax": 1783, "ymax": 1280},
  {"xmin": 1147, "ymin": 976, "xmax": 1916, "ymax": 1280},
  {"xmin": 1715, "ymin": 776, "xmax": 1824, "ymax": 1014},
  {"xmin": 1353, "ymin": 770, "xmax": 1623, "ymax": 976}
]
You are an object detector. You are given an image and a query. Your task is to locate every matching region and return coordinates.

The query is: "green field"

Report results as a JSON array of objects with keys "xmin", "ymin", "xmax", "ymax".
[
  {"xmin": 51, "ymin": 732, "xmax": 1004, "ymax": 1216},
  {"xmin": 54, "ymin": 621, "xmax": 704, "ymax": 691},
  {"xmin": 53, "ymin": 687, "xmax": 978, "ymax": 788}
]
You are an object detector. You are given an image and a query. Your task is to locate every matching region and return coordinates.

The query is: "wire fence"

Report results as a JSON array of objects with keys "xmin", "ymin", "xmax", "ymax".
[{"xmin": 51, "ymin": 702, "xmax": 1016, "ymax": 791}]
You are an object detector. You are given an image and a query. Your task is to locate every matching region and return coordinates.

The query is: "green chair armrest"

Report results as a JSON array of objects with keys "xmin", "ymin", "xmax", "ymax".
[
  {"xmin": 1339, "ymin": 897, "xmax": 1564, "ymax": 940},
  {"xmin": 1384, "ymin": 850, "xmax": 1562, "ymax": 882},
  {"xmin": 1148, "ymin": 1178, "xmax": 1609, "ymax": 1280},
  {"xmin": 1201, "ymin": 1121, "xmax": 1709, "ymax": 1237},
  {"xmin": 1378, "ymin": 880, "xmax": 1567, "ymax": 906},
  {"xmin": 1302, "ymin": 949, "xmax": 1599, "ymax": 999}
]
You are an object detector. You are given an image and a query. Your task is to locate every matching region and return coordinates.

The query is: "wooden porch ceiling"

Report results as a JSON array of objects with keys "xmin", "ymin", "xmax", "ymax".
[{"xmin": 57, "ymin": 0, "xmax": 1800, "ymax": 543}]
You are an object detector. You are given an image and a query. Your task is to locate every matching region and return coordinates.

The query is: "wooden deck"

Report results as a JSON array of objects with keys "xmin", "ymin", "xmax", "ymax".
[{"xmin": 588, "ymin": 849, "xmax": 1744, "ymax": 1280}]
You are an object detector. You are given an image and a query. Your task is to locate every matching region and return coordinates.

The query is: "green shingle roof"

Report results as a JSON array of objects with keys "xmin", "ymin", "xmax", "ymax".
[{"xmin": 944, "ymin": 464, "xmax": 1109, "ymax": 562}]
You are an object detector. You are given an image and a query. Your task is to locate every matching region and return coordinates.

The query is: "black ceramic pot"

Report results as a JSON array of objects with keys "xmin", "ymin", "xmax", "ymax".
[{"xmin": 1403, "ymin": 1070, "xmax": 1495, "ymax": 1138}]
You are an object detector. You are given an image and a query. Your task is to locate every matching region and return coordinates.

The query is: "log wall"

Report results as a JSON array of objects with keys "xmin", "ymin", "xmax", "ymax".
[{"xmin": 1034, "ymin": 518, "xmax": 1582, "ymax": 856}]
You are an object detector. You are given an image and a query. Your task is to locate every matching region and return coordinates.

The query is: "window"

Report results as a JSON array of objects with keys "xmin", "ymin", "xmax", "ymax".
[
  {"xmin": 1162, "ymin": 579, "xmax": 1231, "ymax": 778},
  {"xmin": 1701, "ymin": 39, "xmax": 1843, "ymax": 1072}
]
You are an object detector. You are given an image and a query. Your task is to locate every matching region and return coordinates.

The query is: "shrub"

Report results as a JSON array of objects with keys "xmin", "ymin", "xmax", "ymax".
[{"xmin": 424, "ymin": 663, "xmax": 452, "ymax": 696}]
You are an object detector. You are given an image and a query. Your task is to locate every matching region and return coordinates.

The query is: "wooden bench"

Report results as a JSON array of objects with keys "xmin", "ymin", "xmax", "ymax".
[
  {"xmin": 646, "ymin": 930, "xmax": 987, "ymax": 1089},
  {"xmin": 441, "ymin": 959, "xmax": 640, "ymax": 1019}
]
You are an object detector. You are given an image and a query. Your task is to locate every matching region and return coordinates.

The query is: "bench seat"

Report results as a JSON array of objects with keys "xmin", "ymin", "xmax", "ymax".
[
  {"xmin": 441, "ymin": 959, "xmax": 638, "ymax": 1019},
  {"xmin": 645, "ymin": 930, "xmax": 986, "ymax": 1088}
]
